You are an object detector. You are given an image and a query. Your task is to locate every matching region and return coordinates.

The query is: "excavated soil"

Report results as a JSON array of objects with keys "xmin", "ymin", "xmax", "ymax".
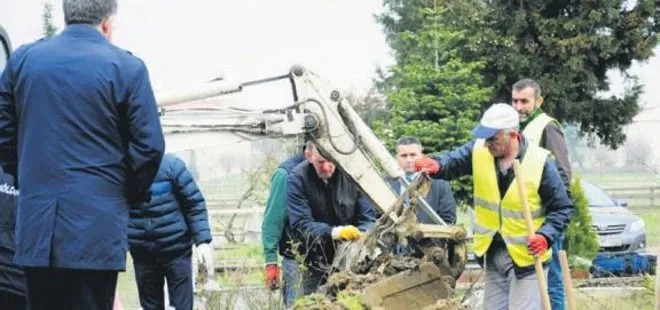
[
  {"xmin": 324, "ymin": 271, "xmax": 382, "ymax": 295},
  {"xmin": 421, "ymin": 299, "xmax": 466, "ymax": 310},
  {"xmin": 294, "ymin": 253, "xmax": 464, "ymax": 309},
  {"xmin": 292, "ymin": 293, "xmax": 349, "ymax": 310}
]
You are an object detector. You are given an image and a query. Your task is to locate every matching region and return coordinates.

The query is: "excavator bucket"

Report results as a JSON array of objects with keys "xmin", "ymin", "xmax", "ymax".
[
  {"xmin": 327, "ymin": 173, "xmax": 468, "ymax": 310},
  {"xmin": 362, "ymin": 262, "xmax": 454, "ymax": 309}
]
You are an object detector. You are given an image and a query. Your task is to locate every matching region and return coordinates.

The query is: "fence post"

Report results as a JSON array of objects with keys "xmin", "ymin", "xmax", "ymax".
[{"xmin": 651, "ymin": 187, "xmax": 655, "ymax": 207}]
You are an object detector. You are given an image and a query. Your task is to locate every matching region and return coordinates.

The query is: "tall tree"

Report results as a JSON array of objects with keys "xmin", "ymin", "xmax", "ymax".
[
  {"xmin": 42, "ymin": 2, "xmax": 58, "ymax": 38},
  {"xmin": 377, "ymin": 2, "xmax": 493, "ymax": 204},
  {"xmin": 378, "ymin": 0, "xmax": 660, "ymax": 149}
]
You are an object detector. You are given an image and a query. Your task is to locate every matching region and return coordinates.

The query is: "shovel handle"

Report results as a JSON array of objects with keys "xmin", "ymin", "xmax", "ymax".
[
  {"xmin": 559, "ymin": 250, "xmax": 577, "ymax": 310},
  {"xmin": 513, "ymin": 160, "xmax": 552, "ymax": 310}
]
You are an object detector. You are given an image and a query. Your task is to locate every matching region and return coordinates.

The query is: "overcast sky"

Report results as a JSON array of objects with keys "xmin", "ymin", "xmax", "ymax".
[
  {"xmin": 1, "ymin": 0, "xmax": 658, "ymax": 110},
  {"xmin": 2, "ymin": 0, "xmax": 395, "ymax": 109}
]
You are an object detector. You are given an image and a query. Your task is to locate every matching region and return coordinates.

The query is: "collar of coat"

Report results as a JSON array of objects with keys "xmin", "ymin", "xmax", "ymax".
[{"xmin": 61, "ymin": 24, "xmax": 108, "ymax": 43}]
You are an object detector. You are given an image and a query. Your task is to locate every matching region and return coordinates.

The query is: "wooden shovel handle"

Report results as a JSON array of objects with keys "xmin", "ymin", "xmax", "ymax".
[{"xmin": 513, "ymin": 160, "xmax": 552, "ymax": 310}]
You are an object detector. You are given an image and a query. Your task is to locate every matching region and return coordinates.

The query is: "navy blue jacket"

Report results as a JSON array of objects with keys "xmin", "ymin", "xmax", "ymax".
[
  {"xmin": 431, "ymin": 138, "xmax": 574, "ymax": 277},
  {"xmin": 0, "ymin": 25, "xmax": 165, "ymax": 270},
  {"xmin": 128, "ymin": 154, "xmax": 212, "ymax": 261},
  {"xmin": 386, "ymin": 177, "xmax": 457, "ymax": 225},
  {"xmin": 287, "ymin": 162, "xmax": 376, "ymax": 271},
  {"xmin": 0, "ymin": 168, "xmax": 24, "ymax": 296}
]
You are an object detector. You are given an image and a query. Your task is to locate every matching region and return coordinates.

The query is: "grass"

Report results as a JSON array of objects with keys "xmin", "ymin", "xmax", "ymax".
[
  {"xmin": 116, "ymin": 255, "xmax": 141, "ymax": 309},
  {"xmin": 116, "ymin": 244, "xmax": 266, "ymax": 309},
  {"xmin": 629, "ymin": 206, "xmax": 660, "ymax": 249},
  {"xmin": 581, "ymin": 171, "xmax": 657, "ymax": 188}
]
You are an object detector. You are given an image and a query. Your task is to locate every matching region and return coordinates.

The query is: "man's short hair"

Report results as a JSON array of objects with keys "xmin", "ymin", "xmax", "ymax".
[
  {"xmin": 512, "ymin": 78, "xmax": 542, "ymax": 98},
  {"xmin": 63, "ymin": 0, "xmax": 118, "ymax": 26},
  {"xmin": 305, "ymin": 139, "xmax": 315, "ymax": 151},
  {"xmin": 396, "ymin": 136, "xmax": 423, "ymax": 149}
]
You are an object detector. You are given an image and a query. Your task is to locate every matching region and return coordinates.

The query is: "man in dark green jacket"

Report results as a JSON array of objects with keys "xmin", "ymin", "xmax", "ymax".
[{"xmin": 261, "ymin": 142, "xmax": 311, "ymax": 308}]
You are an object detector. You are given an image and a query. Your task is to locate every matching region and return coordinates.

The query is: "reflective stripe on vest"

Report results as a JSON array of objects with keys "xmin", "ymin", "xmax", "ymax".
[
  {"xmin": 471, "ymin": 139, "xmax": 552, "ymax": 268},
  {"xmin": 522, "ymin": 112, "xmax": 556, "ymax": 146}
]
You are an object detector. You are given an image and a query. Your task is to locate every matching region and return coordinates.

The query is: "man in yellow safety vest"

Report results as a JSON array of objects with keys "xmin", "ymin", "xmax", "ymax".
[
  {"xmin": 414, "ymin": 103, "xmax": 574, "ymax": 310},
  {"xmin": 512, "ymin": 78, "xmax": 572, "ymax": 310}
]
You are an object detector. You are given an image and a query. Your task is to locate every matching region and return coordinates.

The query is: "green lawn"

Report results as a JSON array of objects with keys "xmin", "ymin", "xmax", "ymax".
[
  {"xmin": 116, "ymin": 255, "xmax": 141, "ymax": 309},
  {"xmin": 580, "ymin": 171, "xmax": 658, "ymax": 188},
  {"xmin": 116, "ymin": 244, "xmax": 266, "ymax": 309},
  {"xmin": 629, "ymin": 206, "xmax": 660, "ymax": 249}
]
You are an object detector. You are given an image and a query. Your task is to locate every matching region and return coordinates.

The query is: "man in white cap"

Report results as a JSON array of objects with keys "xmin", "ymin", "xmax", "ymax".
[{"xmin": 413, "ymin": 103, "xmax": 574, "ymax": 310}]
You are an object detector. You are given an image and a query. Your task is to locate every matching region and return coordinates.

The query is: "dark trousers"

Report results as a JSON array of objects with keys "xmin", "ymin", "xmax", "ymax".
[
  {"xmin": 0, "ymin": 290, "xmax": 27, "ymax": 310},
  {"xmin": 24, "ymin": 268, "xmax": 118, "ymax": 310},
  {"xmin": 133, "ymin": 252, "xmax": 193, "ymax": 310}
]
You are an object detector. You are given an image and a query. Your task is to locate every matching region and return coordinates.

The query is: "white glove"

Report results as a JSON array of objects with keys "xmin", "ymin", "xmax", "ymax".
[{"xmin": 196, "ymin": 243, "xmax": 215, "ymax": 277}]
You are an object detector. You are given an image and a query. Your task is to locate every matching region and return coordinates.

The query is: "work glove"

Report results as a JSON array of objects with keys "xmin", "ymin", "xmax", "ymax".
[
  {"xmin": 196, "ymin": 242, "xmax": 215, "ymax": 278},
  {"xmin": 264, "ymin": 264, "xmax": 280, "ymax": 290},
  {"xmin": 527, "ymin": 234, "xmax": 549, "ymax": 256},
  {"xmin": 414, "ymin": 157, "xmax": 440, "ymax": 175},
  {"xmin": 331, "ymin": 225, "xmax": 362, "ymax": 241}
]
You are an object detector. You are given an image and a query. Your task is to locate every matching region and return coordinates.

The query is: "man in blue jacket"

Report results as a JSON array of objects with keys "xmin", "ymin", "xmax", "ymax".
[
  {"xmin": 0, "ymin": 166, "xmax": 25, "ymax": 310},
  {"xmin": 414, "ymin": 103, "xmax": 573, "ymax": 309},
  {"xmin": 0, "ymin": 1, "xmax": 165, "ymax": 309},
  {"xmin": 129, "ymin": 153, "xmax": 213, "ymax": 310},
  {"xmin": 287, "ymin": 142, "xmax": 377, "ymax": 296}
]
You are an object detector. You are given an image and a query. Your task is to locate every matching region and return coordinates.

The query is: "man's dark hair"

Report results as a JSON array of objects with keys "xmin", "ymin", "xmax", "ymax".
[
  {"xmin": 396, "ymin": 136, "xmax": 422, "ymax": 148},
  {"xmin": 512, "ymin": 78, "xmax": 542, "ymax": 98},
  {"xmin": 63, "ymin": 0, "xmax": 118, "ymax": 26}
]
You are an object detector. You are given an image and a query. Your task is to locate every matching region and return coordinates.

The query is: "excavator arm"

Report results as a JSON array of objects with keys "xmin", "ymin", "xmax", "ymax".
[{"xmin": 158, "ymin": 65, "xmax": 445, "ymax": 224}]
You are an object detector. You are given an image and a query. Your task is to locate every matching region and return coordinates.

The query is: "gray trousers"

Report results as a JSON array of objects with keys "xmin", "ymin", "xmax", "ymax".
[{"xmin": 483, "ymin": 246, "xmax": 549, "ymax": 310}]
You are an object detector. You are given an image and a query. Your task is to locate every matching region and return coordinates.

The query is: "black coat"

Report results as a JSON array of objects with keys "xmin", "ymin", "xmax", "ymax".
[{"xmin": 0, "ymin": 168, "xmax": 24, "ymax": 296}]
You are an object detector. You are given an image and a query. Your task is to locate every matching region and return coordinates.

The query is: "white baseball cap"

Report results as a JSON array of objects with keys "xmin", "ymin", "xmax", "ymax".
[{"xmin": 471, "ymin": 103, "xmax": 519, "ymax": 139}]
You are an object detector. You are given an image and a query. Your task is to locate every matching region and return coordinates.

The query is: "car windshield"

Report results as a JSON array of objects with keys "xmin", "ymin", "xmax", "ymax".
[{"xmin": 581, "ymin": 181, "xmax": 617, "ymax": 207}]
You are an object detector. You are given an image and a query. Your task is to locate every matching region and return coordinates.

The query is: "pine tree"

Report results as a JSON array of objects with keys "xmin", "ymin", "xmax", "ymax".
[
  {"xmin": 376, "ymin": 3, "xmax": 492, "ymax": 204},
  {"xmin": 564, "ymin": 176, "xmax": 600, "ymax": 260},
  {"xmin": 378, "ymin": 0, "xmax": 660, "ymax": 149},
  {"xmin": 43, "ymin": 2, "xmax": 58, "ymax": 38}
]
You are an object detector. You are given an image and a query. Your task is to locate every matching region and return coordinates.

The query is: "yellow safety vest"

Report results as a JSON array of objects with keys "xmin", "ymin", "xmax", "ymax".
[
  {"xmin": 471, "ymin": 139, "xmax": 552, "ymax": 267},
  {"xmin": 522, "ymin": 112, "xmax": 558, "ymax": 146}
]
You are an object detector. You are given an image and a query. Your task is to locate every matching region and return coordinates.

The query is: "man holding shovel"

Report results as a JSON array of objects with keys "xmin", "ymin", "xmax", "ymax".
[{"xmin": 414, "ymin": 103, "xmax": 573, "ymax": 310}]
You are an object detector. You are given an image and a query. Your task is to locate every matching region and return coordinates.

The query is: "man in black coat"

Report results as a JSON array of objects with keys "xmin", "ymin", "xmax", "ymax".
[
  {"xmin": 0, "ymin": 166, "xmax": 24, "ymax": 310},
  {"xmin": 287, "ymin": 143, "xmax": 377, "ymax": 296},
  {"xmin": 388, "ymin": 136, "xmax": 457, "ymax": 225},
  {"xmin": 0, "ymin": 1, "xmax": 165, "ymax": 309}
]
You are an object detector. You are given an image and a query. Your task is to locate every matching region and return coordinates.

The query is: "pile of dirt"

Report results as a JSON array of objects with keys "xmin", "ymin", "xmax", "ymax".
[
  {"xmin": 377, "ymin": 254, "xmax": 421, "ymax": 276},
  {"xmin": 295, "ymin": 251, "xmax": 459, "ymax": 309},
  {"xmin": 323, "ymin": 254, "xmax": 422, "ymax": 296},
  {"xmin": 292, "ymin": 293, "xmax": 348, "ymax": 310},
  {"xmin": 421, "ymin": 299, "xmax": 466, "ymax": 310},
  {"xmin": 325, "ymin": 271, "xmax": 382, "ymax": 295}
]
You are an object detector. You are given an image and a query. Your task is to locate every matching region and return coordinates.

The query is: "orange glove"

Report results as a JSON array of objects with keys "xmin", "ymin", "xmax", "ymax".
[
  {"xmin": 414, "ymin": 157, "xmax": 440, "ymax": 174},
  {"xmin": 527, "ymin": 234, "xmax": 549, "ymax": 256},
  {"xmin": 264, "ymin": 264, "xmax": 280, "ymax": 290}
]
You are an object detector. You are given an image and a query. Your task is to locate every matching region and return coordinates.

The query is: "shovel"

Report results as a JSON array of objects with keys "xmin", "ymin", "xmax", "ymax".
[{"xmin": 513, "ymin": 160, "xmax": 551, "ymax": 310}]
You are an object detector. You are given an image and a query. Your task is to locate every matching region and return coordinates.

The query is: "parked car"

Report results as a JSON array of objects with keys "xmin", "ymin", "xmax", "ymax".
[
  {"xmin": 581, "ymin": 180, "xmax": 647, "ymax": 254},
  {"xmin": 0, "ymin": 25, "xmax": 11, "ymax": 70}
]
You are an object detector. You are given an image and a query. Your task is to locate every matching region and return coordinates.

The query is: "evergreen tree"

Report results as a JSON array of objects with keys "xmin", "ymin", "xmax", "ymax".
[
  {"xmin": 43, "ymin": 2, "xmax": 58, "ymax": 38},
  {"xmin": 378, "ymin": 0, "xmax": 660, "ymax": 148},
  {"xmin": 564, "ymin": 176, "xmax": 600, "ymax": 260},
  {"xmin": 376, "ymin": 3, "xmax": 492, "ymax": 204}
]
